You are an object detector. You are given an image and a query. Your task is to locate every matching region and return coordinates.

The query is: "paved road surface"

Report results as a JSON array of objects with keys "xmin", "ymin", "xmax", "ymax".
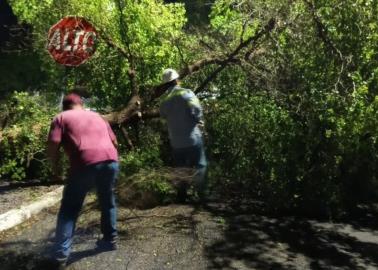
[{"xmin": 0, "ymin": 201, "xmax": 377, "ymax": 270}]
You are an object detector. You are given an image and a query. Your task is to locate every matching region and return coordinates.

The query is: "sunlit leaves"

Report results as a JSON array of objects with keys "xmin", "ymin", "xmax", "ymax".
[{"xmin": 8, "ymin": 0, "xmax": 188, "ymax": 107}]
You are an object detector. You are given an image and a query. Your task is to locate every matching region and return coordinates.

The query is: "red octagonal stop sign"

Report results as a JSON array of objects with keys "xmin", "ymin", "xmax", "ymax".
[{"xmin": 47, "ymin": 16, "xmax": 97, "ymax": 66}]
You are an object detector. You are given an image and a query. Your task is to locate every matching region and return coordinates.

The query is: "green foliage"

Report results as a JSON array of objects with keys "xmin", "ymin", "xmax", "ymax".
[
  {"xmin": 0, "ymin": 92, "xmax": 56, "ymax": 181},
  {"xmin": 210, "ymin": 0, "xmax": 259, "ymax": 40},
  {"xmin": 9, "ymin": 0, "xmax": 188, "ymax": 108},
  {"xmin": 167, "ymin": 0, "xmax": 212, "ymax": 26},
  {"xmin": 117, "ymin": 124, "xmax": 174, "ymax": 205},
  {"xmin": 8, "ymin": 0, "xmax": 54, "ymax": 22},
  {"xmin": 206, "ymin": 85, "xmax": 378, "ymax": 215},
  {"xmin": 2, "ymin": 0, "xmax": 377, "ymax": 216},
  {"xmin": 203, "ymin": 0, "xmax": 378, "ymax": 215},
  {"xmin": 119, "ymin": 144, "xmax": 164, "ymax": 177}
]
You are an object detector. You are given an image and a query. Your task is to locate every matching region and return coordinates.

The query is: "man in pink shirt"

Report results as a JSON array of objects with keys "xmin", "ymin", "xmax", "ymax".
[{"xmin": 47, "ymin": 93, "xmax": 119, "ymax": 266}]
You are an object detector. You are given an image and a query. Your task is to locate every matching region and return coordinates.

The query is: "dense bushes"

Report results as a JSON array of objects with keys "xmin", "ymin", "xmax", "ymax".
[
  {"xmin": 205, "ymin": 83, "xmax": 378, "ymax": 215},
  {"xmin": 2, "ymin": 87, "xmax": 375, "ymax": 215},
  {"xmin": 1, "ymin": 0, "xmax": 377, "ymax": 216},
  {"xmin": 0, "ymin": 92, "xmax": 56, "ymax": 181}
]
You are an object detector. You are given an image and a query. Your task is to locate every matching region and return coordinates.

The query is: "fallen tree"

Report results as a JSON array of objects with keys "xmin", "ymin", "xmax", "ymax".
[{"xmin": 101, "ymin": 11, "xmax": 277, "ymax": 149}]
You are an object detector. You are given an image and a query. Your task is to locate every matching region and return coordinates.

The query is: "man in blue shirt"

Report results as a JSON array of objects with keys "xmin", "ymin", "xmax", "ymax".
[{"xmin": 160, "ymin": 68, "xmax": 207, "ymax": 203}]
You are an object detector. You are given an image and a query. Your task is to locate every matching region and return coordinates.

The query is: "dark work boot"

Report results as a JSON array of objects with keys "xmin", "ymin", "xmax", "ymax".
[
  {"xmin": 48, "ymin": 253, "xmax": 68, "ymax": 270},
  {"xmin": 176, "ymin": 185, "xmax": 188, "ymax": 204},
  {"xmin": 95, "ymin": 238, "xmax": 118, "ymax": 251}
]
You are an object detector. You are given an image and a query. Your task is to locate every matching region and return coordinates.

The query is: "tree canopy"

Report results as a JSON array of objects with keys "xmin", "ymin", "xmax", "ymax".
[{"xmin": 1, "ymin": 0, "xmax": 377, "ymax": 216}]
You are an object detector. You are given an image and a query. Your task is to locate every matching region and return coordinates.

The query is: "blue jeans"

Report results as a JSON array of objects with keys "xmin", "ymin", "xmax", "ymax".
[
  {"xmin": 172, "ymin": 142, "xmax": 207, "ymax": 199},
  {"xmin": 54, "ymin": 161, "xmax": 119, "ymax": 258}
]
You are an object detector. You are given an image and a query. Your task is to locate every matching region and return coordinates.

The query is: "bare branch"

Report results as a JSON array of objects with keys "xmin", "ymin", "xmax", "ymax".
[
  {"xmin": 103, "ymin": 95, "xmax": 141, "ymax": 125},
  {"xmin": 103, "ymin": 18, "xmax": 276, "ymax": 125},
  {"xmin": 303, "ymin": 0, "xmax": 343, "ymax": 61},
  {"xmin": 141, "ymin": 108, "xmax": 160, "ymax": 120},
  {"xmin": 199, "ymin": 39, "xmax": 215, "ymax": 51},
  {"xmin": 149, "ymin": 57, "xmax": 239, "ymax": 100},
  {"xmin": 196, "ymin": 18, "xmax": 276, "ymax": 93},
  {"xmin": 99, "ymin": 31, "xmax": 129, "ymax": 59},
  {"xmin": 115, "ymin": 0, "xmax": 139, "ymax": 95},
  {"xmin": 98, "ymin": 30, "xmax": 139, "ymax": 96},
  {"xmin": 120, "ymin": 125, "xmax": 134, "ymax": 150}
]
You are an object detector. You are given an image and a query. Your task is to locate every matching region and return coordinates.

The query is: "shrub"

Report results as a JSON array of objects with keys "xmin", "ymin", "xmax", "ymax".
[
  {"xmin": 206, "ymin": 87, "xmax": 378, "ymax": 216},
  {"xmin": 116, "ymin": 123, "xmax": 175, "ymax": 208},
  {"xmin": 0, "ymin": 92, "xmax": 56, "ymax": 181}
]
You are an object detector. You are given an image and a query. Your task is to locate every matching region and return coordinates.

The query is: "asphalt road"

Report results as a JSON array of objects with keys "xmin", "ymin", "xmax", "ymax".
[{"xmin": 0, "ymin": 201, "xmax": 377, "ymax": 270}]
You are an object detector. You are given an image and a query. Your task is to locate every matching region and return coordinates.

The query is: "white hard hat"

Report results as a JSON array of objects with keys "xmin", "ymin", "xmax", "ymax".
[{"xmin": 162, "ymin": 68, "xmax": 179, "ymax": 83}]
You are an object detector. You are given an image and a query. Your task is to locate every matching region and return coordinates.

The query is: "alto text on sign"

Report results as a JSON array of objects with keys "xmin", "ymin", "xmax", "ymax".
[{"xmin": 47, "ymin": 16, "xmax": 97, "ymax": 66}]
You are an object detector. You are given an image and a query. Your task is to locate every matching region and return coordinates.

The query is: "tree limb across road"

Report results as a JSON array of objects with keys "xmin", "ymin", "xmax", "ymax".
[{"xmin": 102, "ymin": 18, "xmax": 277, "ymax": 126}]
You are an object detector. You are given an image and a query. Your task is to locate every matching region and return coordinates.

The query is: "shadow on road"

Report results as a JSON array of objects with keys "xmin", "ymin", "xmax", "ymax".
[
  {"xmin": 203, "ymin": 202, "xmax": 378, "ymax": 270},
  {"xmin": 67, "ymin": 248, "xmax": 110, "ymax": 266},
  {"xmin": 0, "ymin": 239, "xmax": 57, "ymax": 270},
  {"xmin": 0, "ymin": 202, "xmax": 377, "ymax": 269}
]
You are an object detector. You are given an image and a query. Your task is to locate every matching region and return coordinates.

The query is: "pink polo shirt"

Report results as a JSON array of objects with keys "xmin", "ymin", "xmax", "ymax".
[{"xmin": 48, "ymin": 109, "xmax": 118, "ymax": 172}]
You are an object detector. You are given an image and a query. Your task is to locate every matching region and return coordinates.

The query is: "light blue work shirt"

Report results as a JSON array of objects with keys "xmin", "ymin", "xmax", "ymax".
[{"xmin": 160, "ymin": 85, "xmax": 203, "ymax": 149}]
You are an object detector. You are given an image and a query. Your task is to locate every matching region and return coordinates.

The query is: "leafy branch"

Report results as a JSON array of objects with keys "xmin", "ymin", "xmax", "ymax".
[{"xmin": 102, "ymin": 17, "xmax": 277, "ymax": 125}]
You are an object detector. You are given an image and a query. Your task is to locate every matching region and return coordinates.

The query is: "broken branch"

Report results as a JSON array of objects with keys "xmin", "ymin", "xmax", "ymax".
[{"xmin": 196, "ymin": 18, "xmax": 276, "ymax": 93}]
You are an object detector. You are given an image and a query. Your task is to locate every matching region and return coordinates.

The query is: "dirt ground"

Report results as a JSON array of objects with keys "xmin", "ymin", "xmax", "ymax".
[{"xmin": 0, "ymin": 199, "xmax": 377, "ymax": 270}]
